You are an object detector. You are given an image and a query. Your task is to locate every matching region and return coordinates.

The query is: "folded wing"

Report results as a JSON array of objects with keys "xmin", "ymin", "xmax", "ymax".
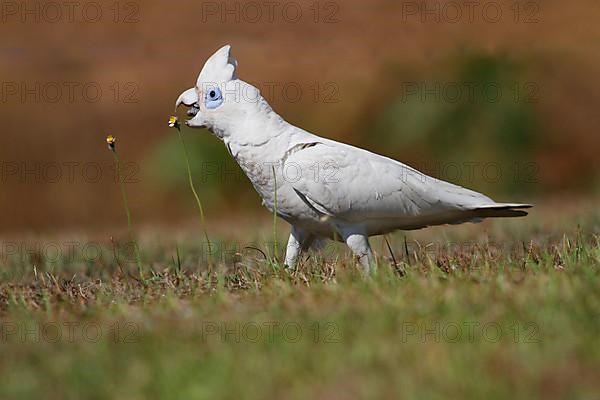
[{"xmin": 285, "ymin": 141, "xmax": 530, "ymax": 230}]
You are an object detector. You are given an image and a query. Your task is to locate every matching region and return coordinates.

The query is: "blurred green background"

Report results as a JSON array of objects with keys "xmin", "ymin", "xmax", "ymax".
[{"xmin": 1, "ymin": 0, "xmax": 598, "ymax": 233}]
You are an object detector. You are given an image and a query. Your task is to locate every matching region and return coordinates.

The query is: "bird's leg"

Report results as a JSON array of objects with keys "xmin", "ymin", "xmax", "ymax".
[
  {"xmin": 341, "ymin": 230, "xmax": 374, "ymax": 275},
  {"xmin": 284, "ymin": 226, "xmax": 314, "ymax": 270},
  {"xmin": 284, "ymin": 232, "xmax": 301, "ymax": 269}
]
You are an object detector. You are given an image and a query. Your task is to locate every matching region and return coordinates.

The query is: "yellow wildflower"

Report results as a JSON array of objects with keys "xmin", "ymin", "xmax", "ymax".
[
  {"xmin": 106, "ymin": 135, "xmax": 116, "ymax": 151},
  {"xmin": 168, "ymin": 116, "xmax": 179, "ymax": 129}
]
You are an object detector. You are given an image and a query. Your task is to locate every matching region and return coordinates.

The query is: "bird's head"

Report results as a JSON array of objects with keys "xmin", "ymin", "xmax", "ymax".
[{"xmin": 175, "ymin": 45, "xmax": 267, "ymax": 138}]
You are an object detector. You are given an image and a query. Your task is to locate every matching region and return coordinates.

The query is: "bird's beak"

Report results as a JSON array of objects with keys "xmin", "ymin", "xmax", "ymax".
[{"xmin": 175, "ymin": 87, "xmax": 200, "ymax": 118}]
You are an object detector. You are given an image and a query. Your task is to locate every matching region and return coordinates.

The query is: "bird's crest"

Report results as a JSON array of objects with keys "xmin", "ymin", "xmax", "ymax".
[{"xmin": 196, "ymin": 45, "xmax": 237, "ymax": 88}]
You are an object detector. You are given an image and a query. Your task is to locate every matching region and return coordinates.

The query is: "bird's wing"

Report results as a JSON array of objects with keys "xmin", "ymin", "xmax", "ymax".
[{"xmin": 284, "ymin": 141, "xmax": 529, "ymax": 225}]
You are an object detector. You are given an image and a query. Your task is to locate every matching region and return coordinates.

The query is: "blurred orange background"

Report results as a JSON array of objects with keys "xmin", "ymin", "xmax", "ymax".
[{"xmin": 1, "ymin": 0, "xmax": 598, "ymax": 233}]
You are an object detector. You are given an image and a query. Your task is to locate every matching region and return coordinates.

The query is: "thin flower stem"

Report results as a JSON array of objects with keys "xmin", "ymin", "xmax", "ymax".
[
  {"xmin": 272, "ymin": 165, "xmax": 279, "ymax": 262},
  {"xmin": 112, "ymin": 150, "xmax": 144, "ymax": 279},
  {"xmin": 175, "ymin": 127, "xmax": 213, "ymax": 268}
]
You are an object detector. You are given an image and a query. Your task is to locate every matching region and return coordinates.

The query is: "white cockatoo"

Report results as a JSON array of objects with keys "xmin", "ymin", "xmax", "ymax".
[{"xmin": 175, "ymin": 45, "xmax": 531, "ymax": 272}]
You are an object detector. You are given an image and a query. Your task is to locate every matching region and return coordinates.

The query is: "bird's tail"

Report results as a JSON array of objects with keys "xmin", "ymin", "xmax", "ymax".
[
  {"xmin": 453, "ymin": 203, "xmax": 532, "ymax": 224},
  {"xmin": 469, "ymin": 203, "xmax": 532, "ymax": 218}
]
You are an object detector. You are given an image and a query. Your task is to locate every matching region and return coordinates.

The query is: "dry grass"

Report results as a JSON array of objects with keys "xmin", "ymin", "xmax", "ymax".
[{"xmin": 0, "ymin": 205, "xmax": 598, "ymax": 399}]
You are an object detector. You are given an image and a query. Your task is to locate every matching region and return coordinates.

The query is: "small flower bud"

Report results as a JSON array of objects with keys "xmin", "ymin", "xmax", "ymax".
[
  {"xmin": 168, "ymin": 116, "xmax": 180, "ymax": 129},
  {"xmin": 106, "ymin": 135, "xmax": 116, "ymax": 151}
]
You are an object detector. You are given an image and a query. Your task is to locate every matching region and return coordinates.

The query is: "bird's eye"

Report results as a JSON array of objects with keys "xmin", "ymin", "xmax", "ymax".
[{"xmin": 205, "ymin": 87, "xmax": 223, "ymax": 109}]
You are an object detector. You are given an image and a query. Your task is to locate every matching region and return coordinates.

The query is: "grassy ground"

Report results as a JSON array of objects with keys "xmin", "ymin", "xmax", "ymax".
[{"xmin": 0, "ymin": 205, "xmax": 599, "ymax": 400}]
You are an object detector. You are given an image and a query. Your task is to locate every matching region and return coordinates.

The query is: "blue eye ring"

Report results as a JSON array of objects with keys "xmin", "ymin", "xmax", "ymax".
[{"xmin": 205, "ymin": 87, "xmax": 223, "ymax": 109}]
